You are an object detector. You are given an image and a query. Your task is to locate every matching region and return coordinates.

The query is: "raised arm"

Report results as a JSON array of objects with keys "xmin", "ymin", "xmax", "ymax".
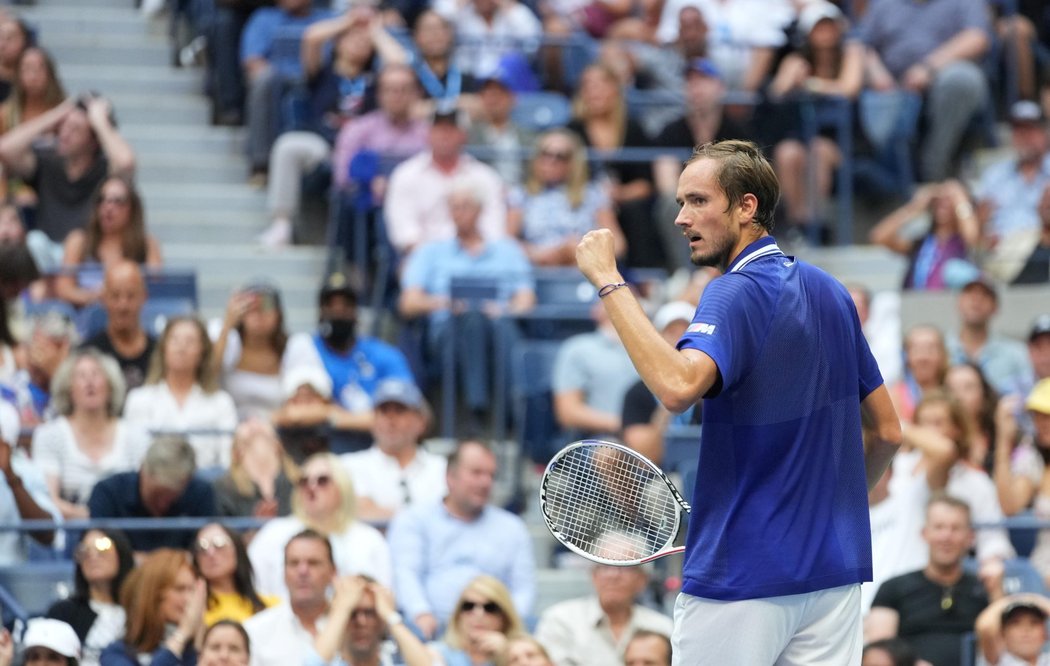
[
  {"xmin": 85, "ymin": 97, "xmax": 136, "ymax": 178},
  {"xmin": 868, "ymin": 184, "xmax": 935, "ymax": 255},
  {"xmin": 0, "ymin": 98, "xmax": 75, "ymax": 177}
]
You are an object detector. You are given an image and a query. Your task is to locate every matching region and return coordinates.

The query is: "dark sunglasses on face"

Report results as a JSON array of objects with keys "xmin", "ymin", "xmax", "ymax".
[
  {"xmin": 74, "ymin": 536, "xmax": 113, "ymax": 561},
  {"xmin": 195, "ymin": 533, "xmax": 232, "ymax": 555},
  {"xmin": 460, "ymin": 600, "xmax": 501, "ymax": 614},
  {"xmin": 297, "ymin": 474, "xmax": 333, "ymax": 490}
]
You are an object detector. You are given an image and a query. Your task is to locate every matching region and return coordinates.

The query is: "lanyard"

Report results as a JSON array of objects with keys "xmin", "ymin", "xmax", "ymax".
[{"xmin": 415, "ymin": 56, "xmax": 462, "ymax": 102}]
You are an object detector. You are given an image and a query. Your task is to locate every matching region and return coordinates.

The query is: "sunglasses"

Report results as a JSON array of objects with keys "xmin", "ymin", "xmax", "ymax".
[
  {"xmin": 195, "ymin": 533, "xmax": 232, "ymax": 555},
  {"xmin": 297, "ymin": 474, "xmax": 333, "ymax": 490},
  {"xmin": 460, "ymin": 600, "xmax": 501, "ymax": 615},
  {"xmin": 74, "ymin": 536, "xmax": 113, "ymax": 562},
  {"xmin": 538, "ymin": 149, "xmax": 572, "ymax": 162}
]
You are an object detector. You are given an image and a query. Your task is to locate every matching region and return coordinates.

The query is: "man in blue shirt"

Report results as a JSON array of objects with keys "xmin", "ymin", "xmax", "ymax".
[{"xmin": 575, "ymin": 139, "xmax": 902, "ymax": 664}]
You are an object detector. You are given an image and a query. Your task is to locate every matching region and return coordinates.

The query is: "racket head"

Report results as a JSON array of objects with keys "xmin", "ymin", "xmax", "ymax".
[{"xmin": 539, "ymin": 439, "xmax": 690, "ymax": 567}]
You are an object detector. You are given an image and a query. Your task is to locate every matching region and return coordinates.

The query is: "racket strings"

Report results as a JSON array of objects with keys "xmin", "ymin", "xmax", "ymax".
[{"xmin": 544, "ymin": 444, "xmax": 680, "ymax": 562}]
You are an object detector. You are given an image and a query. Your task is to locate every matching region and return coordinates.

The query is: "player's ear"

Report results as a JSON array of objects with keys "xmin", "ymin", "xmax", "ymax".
[{"xmin": 738, "ymin": 192, "xmax": 759, "ymax": 224}]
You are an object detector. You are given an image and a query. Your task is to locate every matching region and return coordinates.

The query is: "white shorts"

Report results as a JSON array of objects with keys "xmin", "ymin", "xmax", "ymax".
[{"xmin": 671, "ymin": 584, "xmax": 862, "ymax": 666}]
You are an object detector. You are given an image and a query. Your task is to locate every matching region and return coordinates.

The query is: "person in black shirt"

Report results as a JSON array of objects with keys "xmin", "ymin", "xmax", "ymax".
[
  {"xmin": 81, "ymin": 261, "xmax": 155, "ymax": 391},
  {"xmin": 1012, "ymin": 183, "xmax": 1050, "ymax": 285},
  {"xmin": 867, "ymin": 495, "xmax": 1003, "ymax": 666}
]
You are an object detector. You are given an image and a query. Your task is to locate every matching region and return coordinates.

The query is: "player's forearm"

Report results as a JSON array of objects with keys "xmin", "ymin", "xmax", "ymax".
[{"xmin": 861, "ymin": 385, "xmax": 902, "ymax": 490}]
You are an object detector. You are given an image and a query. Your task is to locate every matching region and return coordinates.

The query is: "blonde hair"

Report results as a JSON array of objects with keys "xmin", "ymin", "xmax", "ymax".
[
  {"xmin": 444, "ymin": 575, "xmax": 526, "ymax": 651},
  {"xmin": 49, "ymin": 347, "xmax": 126, "ymax": 417},
  {"xmin": 228, "ymin": 420, "xmax": 300, "ymax": 497},
  {"xmin": 525, "ymin": 129, "xmax": 590, "ymax": 209},
  {"xmin": 571, "ymin": 63, "xmax": 626, "ymax": 152},
  {"xmin": 291, "ymin": 452, "xmax": 356, "ymax": 533}
]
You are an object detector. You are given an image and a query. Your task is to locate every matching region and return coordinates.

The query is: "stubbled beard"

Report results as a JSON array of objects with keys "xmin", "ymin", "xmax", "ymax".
[{"xmin": 690, "ymin": 234, "xmax": 736, "ymax": 272}]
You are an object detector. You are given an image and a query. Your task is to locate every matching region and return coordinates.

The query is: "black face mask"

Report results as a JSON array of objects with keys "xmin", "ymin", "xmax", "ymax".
[{"xmin": 320, "ymin": 317, "xmax": 356, "ymax": 348}]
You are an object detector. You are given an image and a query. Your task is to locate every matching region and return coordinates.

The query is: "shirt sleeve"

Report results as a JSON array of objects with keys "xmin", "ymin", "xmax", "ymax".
[
  {"xmin": 386, "ymin": 509, "xmax": 433, "ymax": 618},
  {"xmin": 87, "ymin": 478, "xmax": 120, "ymax": 518},
  {"xmin": 551, "ymin": 337, "xmax": 586, "ymax": 393},
  {"xmin": 12, "ymin": 451, "xmax": 61, "ymax": 523},
  {"xmin": 240, "ymin": 10, "xmax": 273, "ymax": 63},
  {"xmin": 383, "ymin": 163, "xmax": 420, "ymax": 253},
  {"xmin": 869, "ymin": 574, "xmax": 902, "ymax": 610},
  {"xmin": 400, "ymin": 244, "xmax": 431, "ymax": 291},
  {"xmin": 621, "ymin": 380, "xmax": 658, "ymax": 429},
  {"xmin": 477, "ymin": 166, "xmax": 508, "ymax": 242},
  {"xmin": 534, "ymin": 605, "xmax": 576, "ymax": 666}
]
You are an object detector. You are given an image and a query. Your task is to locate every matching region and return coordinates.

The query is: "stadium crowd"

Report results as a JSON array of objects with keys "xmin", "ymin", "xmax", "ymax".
[{"xmin": 0, "ymin": 0, "xmax": 1049, "ymax": 664}]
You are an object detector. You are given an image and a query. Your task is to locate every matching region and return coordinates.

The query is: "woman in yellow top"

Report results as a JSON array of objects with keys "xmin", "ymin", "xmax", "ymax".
[{"xmin": 192, "ymin": 523, "xmax": 278, "ymax": 626}]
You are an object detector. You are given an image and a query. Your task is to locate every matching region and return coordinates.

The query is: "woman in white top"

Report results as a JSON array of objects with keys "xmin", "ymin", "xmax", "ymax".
[
  {"xmin": 32, "ymin": 348, "xmax": 149, "ymax": 518},
  {"xmin": 890, "ymin": 389, "xmax": 1016, "ymax": 564},
  {"xmin": 211, "ymin": 283, "xmax": 293, "ymax": 421},
  {"xmin": 248, "ymin": 452, "xmax": 392, "ymax": 599},
  {"xmin": 123, "ymin": 316, "xmax": 238, "ymax": 469}
]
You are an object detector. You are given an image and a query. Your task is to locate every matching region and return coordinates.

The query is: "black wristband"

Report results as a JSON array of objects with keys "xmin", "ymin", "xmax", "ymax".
[{"xmin": 598, "ymin": 282, "xmax": 628, "ymax": 298}]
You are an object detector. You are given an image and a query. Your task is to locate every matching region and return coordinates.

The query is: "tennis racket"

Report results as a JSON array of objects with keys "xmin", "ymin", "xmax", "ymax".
[{"xmin": 539, "ymin": 439, "xmax": 691, "ymax": 566}]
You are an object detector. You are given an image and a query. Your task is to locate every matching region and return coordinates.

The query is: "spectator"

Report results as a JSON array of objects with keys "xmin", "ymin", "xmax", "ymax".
[
  {"xmin": 975, "ymin": 101, "xmax": 1050, "ymax": 258},
  {"xmin": 866, "ymin": 462, "xmax": 929, "ymax": 614},
  {"xmin": 467, "ymin": 66, "xmax": 533, "ymax": 188},
  {"xmin": 866, "ymin": 495, "xmax": 1001, "ymax": 666},
  {"xmin": 651, "ymin": 57, "xmax": 751, "ymax": 271},
  {"xmin": 857, "ymin": 0, "xmax": 990, "ymax": 182},
  {"xmin": 212, "ymin": 419, "xmax": 297, "ymax": 519},
  {"xmin": 100, "ymin": 548, "xmax": 206, "ymax": 666},
  {"xmin": 269, "ymin": 363, "xmax": 350, "ymax": 444},
  {"xmin": 387, "ymin": 440, "xmax": 535, "ymax": 638},
  {"xmin": 403, "ymin": 10, "xmax": 474, "ymax": 111},
  {"xmin": 240, "ymin": 0, "xmax": 334, "ymax": 183},
  {"xmin": 1012, "ymin": 183, "xmax": 1050, "ymax": 285},
  {"xmin": 192, "ymin": 523, "xmax": 277, "ymax": 626},
  {"xmin": 553, "ymin": 301, "xmax": 640, "ymax": 441},
  {"xmin": 257, "ymin": 8, "xmax": 394, "ymax": 248},
  {"xmin": 383, "ymin": 107, "xmax": 506, "ymax": 258},
  {"xmin": 508, "ymin": 128, "xmax": 625, "ymax": 267},
  {"xmin": 0, "ymin": 95, "xmax": 136, "ymax": 245},
  {"xmin": 123, "ymin": 316, "xmax": 238, "ymax": 469},
  {"xmin": 893, "ymin": 389, "xmax": 1015, "ymax": 564},
  {"xmin": 620, "ymin": 301, "xmax": 700, "ymax": 465},
  {"xmin": 847, "ymin": 283, "xmax": 903, "ymax": 387},
  {"xmin": 448, "ymin": 0, "xmax": 542, "ymax": 80},
  {"xmin": 629, "ymin": 5, "xmax": 710, "ymax": 102},
  {"xmin": 891, "ymin": 324, "xmax": 949, "ymax": 423},
  {"xmin": 9, "ymin": 311, "xmax": 77, "ymax": 428},
  {"xmin": 869, "ymin": 180, "xmax": 981, "ymax": 291},
  {"xmin": 308, "ymin": 575, "xmax": 431, "ymax": 666},
  {"xmin": 1030, "ymin": 315, "xmax": 1050, "ymax": 383},
  {"xmin": 198, "ymin": 621, "xmax": 250, "ymax": 666},
  {"xmin": 946, "ymin": 278, "xmax": 1034, "ymax": 398},
  {"xmin": 1005, "ymin": 380, "xmax": 1050, "ymax": 583},
  {"xmin": 211, "ymin": 283, "xmax": 291, "ymax": 420},
  {"xmin": 248, "ymin": 452, "xmax": 392, "ymax": 599},
  {"xmin": 339, "ymin": 378, "xmax": 447, "ymax": 522},
  {"xmin": 501, "ymin": 635, "xmax": 554, "ymax": 666},
  {"xmin": 87, "ymin": 435, "xmax": 217, "ymax": 553},
  {"xmin": 398, "ymin": 180, "xmax": 535, "ymax": 428},
  {"xmin": 47, "ymin": 529, "xmax": 135, "ymax": 666},
  {"xmin": 55, "ymin": 175, "xmax": 162, "ymax": 308},
  {"xmin": 0, "ymin": 17, "xmax": 30, "ymax": 103},
  {"xmin": 944, "ymin": 361, "xmax": 999, "ymax": 471},
  {"xmin": 429, "ymin": 575, "xmax": 527, "ymax": 666},
  {"xmin": 860, "ymin": 638, "xmax": 920, "ymax": 666},
  {"xmin": 243, "ymin": 530, "xmax": 337, "ymax": 666},
  {"xmin": 535, "ymin": 562, "xmax": 672, "ymax": 666},
  {"xmin": 0, "ymin": 200, "xmax": 56, "ymax": 288},
  {"xmin": 767, "ymin": 2, "xmax": 863, "ymax": 238},
  {"xmin": 0, "ymin": 46, "xmax": 65, "ymax": 201},
  {"xmin": 975, "ymin": 595, "xmax": 1050, "ymax": 666},
  {"xmin": 17, "ymin": 619, "xmax": 82, "ymax": 666},
  {"xmin": 623, "ymin": 631, "xmax": 672, "ymax": 666},
  {"xmin": 568, "ymin": 63, "xmax": 660, "ymax": 269},
  {"xmin": 81, "ymin": 260, "xmax": 155, "ymax": 391},
  {"xmin": 284, "ymin": 273, "xmax": 415, "ymax": 435},
  {"xmin": 205, "ymin": 0, "xmax": 266, "ymax": 127},
  {"xmin": 32, "ymin": 348, "xmax": 148, "ymax": 519},
  {"xmin": 0, "ymin": 399, "xmax": 60, "ymax": 564}
]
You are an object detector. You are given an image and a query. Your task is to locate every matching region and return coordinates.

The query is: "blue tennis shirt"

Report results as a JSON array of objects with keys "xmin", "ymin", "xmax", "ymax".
[{"xmin": 676, "ymin": 237, "xmax": 883, "ymax": 601}]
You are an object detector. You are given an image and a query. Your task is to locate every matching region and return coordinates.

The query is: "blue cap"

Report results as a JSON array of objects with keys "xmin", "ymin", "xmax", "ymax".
[
  {"xmin": 685, "ymin": 58, "xmax": 721, "ymax": 80},
  {"xmin": 373, "ymin": 379, "xmax": 425, "ymax": 410}
]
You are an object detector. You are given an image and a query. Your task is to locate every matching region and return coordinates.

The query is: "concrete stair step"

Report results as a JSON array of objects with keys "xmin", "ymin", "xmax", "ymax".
[
  {"xmin": 56, "ymin": 65, "xmax": 202, "ymax": 95},
  {"xmin": 139, "ymin": 183, "xmax": 266, "ymax": 212},
  {"xmin": 48, "ymin": 43, "xmax": 170, "ymax": 68},
  {"xmin": 19, "ymin": 5, "xmax": 151, "ymax": 32},
  {"xmin": 123, "ymin": 125, "xmax": 245, "ymax": 155},
  {"xmin": 138, "ymin": 160, "xmax": 247, "ymax": 185}
]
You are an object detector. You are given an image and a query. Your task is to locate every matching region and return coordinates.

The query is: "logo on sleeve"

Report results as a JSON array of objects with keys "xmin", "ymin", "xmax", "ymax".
[{"xmin": 686, "ymin": 322, "xmax": 716, "ymax": 335}]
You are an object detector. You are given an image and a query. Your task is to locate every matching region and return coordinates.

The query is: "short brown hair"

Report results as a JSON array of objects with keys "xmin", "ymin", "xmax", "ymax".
[
  {"xmin": 926, "ymin": 493, "xmax": 973, "ymax": 524},
  {"xmin": 686, "ymin": 139, "xmax": 780, "ymax": 232}
]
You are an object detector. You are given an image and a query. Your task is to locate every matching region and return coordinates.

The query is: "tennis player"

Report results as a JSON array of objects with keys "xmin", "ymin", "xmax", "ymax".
[{"xmin": 575, "ymin": 139, "xmax": 902, "ymax": 665}]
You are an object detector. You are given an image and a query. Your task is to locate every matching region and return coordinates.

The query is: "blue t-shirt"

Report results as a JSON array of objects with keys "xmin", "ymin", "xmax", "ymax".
[
  {"xmin": 676, "ymin": 237, "xmax": 883, "ymax": 601},
  {"xmin": 311, "ymin": 335, "xmax": 414, "ymax": 411}
]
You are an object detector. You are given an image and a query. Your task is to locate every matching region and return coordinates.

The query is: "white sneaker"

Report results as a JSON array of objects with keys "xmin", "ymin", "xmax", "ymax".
[{"xmin": 256, "ymin": 220, "xmax": 292, "ymax": 248}]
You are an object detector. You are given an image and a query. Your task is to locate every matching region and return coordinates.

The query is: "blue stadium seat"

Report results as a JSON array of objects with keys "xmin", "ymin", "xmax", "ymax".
[
  {"xmin": 662, "ymin": 424, "xmax": 701, "ymax": 477},
  {"xmin": 145, "ymin": 270, "xmax": 198, "ymax": 308},
  {"xmin": 510, "ymin": 339, "xmax": 565, "ymax": 463},
  {"xmin": 511, "ymin": 92, "xmax": 572, "ymax": 132},
  {"xmin": 141, "ymin": 297, "xmax": 196, "ymax": 335},
  {"xmin": 0, "ymin": 561, "xmax": 74, "ymax": 620}
]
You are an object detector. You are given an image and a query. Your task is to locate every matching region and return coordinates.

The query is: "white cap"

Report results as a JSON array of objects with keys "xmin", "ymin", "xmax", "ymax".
[
  {"xmin": 281, "ymin": 364, "xmax": 333, "ymax": 401},
  {"xmin": 22, "ymin": 618, "xmax": 81, "ymax": 659},
  {"xmin": 653, "ymin": 301, "xmax": 696, "ymax": 332},
  {"xmin": 797, "ymin": 1, "xmax": 843, "ymax": 35}
]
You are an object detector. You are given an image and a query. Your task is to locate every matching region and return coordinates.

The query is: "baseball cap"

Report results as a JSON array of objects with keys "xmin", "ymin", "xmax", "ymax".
[
  {"xmin": 282, "ymin": 364, "xmax": 333, "ymax": 401},
  {"xmin": 373, "ymin": 378, "xmax": 425, "ymax": 410},
  {"xmin": 797, "ymin": 1, "xmax": 844, "ymax": 36},
  {"xmin": 961, "ymin": 276, "xmax": 999, "ymax": 301},
  {"xmin": 653, "ymin": 301, "xmax": 696, "ymax": 332},
  {"xmin": 1027, "ymin": 378, "xmax": 1050, "ymax": 416},
  {"xmin": 1002, "ymin": 600, "xmax": 1049, "ymax": 625},
  {"xmin": 1009, "ymin": 100, "xmax": 1045, "ymax": 126},
  {"xmin": 685, "ymin": 57, "xmax": 721, "ymax": 80},
  {"xmin": 1030, "ymin": 314, "xmax": 1050, "ymax": 342},
  {"xmin": 23, "ymin": 618, "xmax": 81, "ymax": 659},
  {"xmin": 319, "ymin": 272, "xmax": 356, "ymax": 305}
]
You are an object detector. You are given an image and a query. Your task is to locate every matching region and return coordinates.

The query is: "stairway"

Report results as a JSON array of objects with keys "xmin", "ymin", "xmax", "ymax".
[{"xmin": 18, "ymin": 0, "xmax": 328, "ymax": 333}]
